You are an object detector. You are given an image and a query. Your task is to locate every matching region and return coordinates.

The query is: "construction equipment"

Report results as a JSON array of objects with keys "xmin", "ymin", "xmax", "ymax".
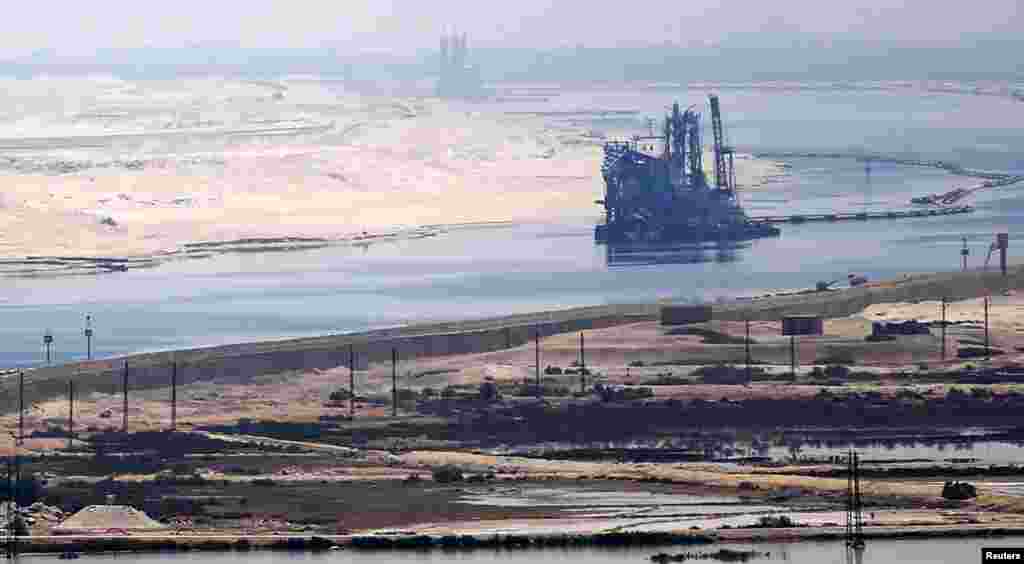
[{"xmin": 595, "ymin": 95, "xmax": 779, "ymax": 244}]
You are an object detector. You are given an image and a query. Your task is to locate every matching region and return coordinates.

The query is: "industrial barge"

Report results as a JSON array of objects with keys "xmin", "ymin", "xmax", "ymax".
[{"xmin": 595, "ymin": 95, "xmax": 780, "ymax": 244}]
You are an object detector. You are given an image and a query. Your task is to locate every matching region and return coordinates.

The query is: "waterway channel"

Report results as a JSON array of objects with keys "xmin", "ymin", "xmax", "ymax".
[
  {"xmin": 3, "ymin": 86, "xmax": 1024, "ymax": 367},
  {"xmin": 59, "ymin": 537, "xmax": 1024, "ymax": 563}
]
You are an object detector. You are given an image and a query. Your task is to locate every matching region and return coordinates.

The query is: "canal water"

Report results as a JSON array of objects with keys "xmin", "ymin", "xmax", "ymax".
[
  {"xmin": 65, "ymin": 537, "xmax": 1024, "ymax": 563},
  {"xmin": 3, "ymin": 86, "xmax": 1024, "ymax": 367}
]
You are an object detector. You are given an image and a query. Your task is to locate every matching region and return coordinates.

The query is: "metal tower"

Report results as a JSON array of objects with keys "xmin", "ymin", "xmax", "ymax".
[
  {"xmin": 709, "ymin": 95, "xmax": 734, "ymax": 193},
  {"xmin": 846, "ymin": 449, "xmax": 865, "ymax": 550}
]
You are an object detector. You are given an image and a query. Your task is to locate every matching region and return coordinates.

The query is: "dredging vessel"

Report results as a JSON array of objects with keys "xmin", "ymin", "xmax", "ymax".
[{"xmin": 595, "ymin": 95, "xmax": 780, "ymax": 244}]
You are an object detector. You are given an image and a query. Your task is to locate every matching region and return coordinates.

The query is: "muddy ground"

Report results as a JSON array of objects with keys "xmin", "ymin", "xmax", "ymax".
[{"xmin": 4, "ymin": 272, "xmax": 1024, "ymax": 539}]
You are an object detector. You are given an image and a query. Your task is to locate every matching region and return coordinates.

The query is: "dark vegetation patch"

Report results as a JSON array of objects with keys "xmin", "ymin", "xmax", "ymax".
[{"xmin": 651, "ymin": 548, "xmax": 770, "ymax": 562}]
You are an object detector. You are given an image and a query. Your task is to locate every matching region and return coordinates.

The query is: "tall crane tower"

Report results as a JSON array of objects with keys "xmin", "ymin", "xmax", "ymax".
[{"xmin": 709, "ymin": 95, "xmax": 736, "ymax": 194}]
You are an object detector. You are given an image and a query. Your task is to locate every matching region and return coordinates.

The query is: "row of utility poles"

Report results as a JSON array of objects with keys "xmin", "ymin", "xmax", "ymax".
[
  {"xmin": 16, "ymin": 360, "xmax": 136, "ymax": 450},
  {"xmin": 23, "ymin": 289, "xmax": 996, "ymax": 451},
  {"xmin": 18, "ymin": 325, "xmax": 579, "ymax": 451},
  {"xmin": 24, "ymin": 290, "xmax": 999, "ymax": 443}
]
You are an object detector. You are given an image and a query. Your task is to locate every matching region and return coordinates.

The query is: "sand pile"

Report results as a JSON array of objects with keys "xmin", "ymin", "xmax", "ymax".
[{"xmin": 53, "ymin": 505, "xmax": 166, "ymax": 534}]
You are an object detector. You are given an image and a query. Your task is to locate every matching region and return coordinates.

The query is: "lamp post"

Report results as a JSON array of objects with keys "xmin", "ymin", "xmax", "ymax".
[
  {"xmin": 43, "ymin": 330, "xmax": 54, "ymax": 365},
  {"xmin": 940, "ymin": 297, "xmax": 947, "ymax": 362},
  {"xmin": 84, "ymin": 315, "xmax": 93, "ymax": 360}
]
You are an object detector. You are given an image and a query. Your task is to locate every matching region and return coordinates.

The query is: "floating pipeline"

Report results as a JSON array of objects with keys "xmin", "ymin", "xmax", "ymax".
[
  {"xmin": 749, "ymin": 150, "xmax": 1022, "ymax": 181},
  {"xmin": 749, "ymin": 205, "xmax": 974, "ymax": 225}
]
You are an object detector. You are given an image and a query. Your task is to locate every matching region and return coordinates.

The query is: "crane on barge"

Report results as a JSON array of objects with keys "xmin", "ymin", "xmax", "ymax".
[{"xmin": 595, "ymin": 95, "xmax": 778, "ymax": 244}]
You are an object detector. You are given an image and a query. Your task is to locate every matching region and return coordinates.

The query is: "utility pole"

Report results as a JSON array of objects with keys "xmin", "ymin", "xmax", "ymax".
[
  {"xmin": 5, "ymin": 455, "xmax": 20, "ymax": 558},
  {"xmin": 961, "ymin": 236, "xmax": 969, "ymax": 272},
  {"xmin": 67, "ymin": 380, "xmax": 75, "ymax": 451},
  {"xmin": 984, "ymin": 296, "xmax": 991, "ymax": 362},
  {"xmin": 122, "ymin": 360, "xmax": 128, "ymax": 433},
  {"xmin": 170, "ymin": 361, "xmax": 177, "ymax": 432},
  {"xmin": 17, "ymin": 371, "xmax": 24, "ymax": 447},
  {"xmin": 745, "ymin": 319, "xmax": 752, "ymax": 379},
  {"xmin": 940, "ymin": 298, "xmax": 947, "ymax": 362},
  {"xmin": 84, "ymin": 314, "xmax": 93, "ymax": 360},
  {"xmin": 43, "ymin": 330, "xmax": 53, "ymax": 366},
  {"xmin": 535, "ymin": 327, "xmax": 541, "ymax": 399},
  {"xmin": 846, "ymin": 449, "xmax": 865, "ymax": 550},
  {"xmin": 392, "ymin": 348, "xmax": 398, "ymax": 417},
  {"xmin": 349, "ymin": 344, "xmax": 355, "ymax": 419},
  {"xmin": 790, "ymin": 335, "xmax": 797, "ymax": 376},
  {"xmin": 579, "ymin": 332, "xmax": 586, "ymax": 394}
]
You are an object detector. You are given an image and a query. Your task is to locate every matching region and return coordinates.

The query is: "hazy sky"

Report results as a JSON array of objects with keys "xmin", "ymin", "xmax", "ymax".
[{"xmin": 2, "ymin": 0, "xmax": 1020, "ymax": 57}]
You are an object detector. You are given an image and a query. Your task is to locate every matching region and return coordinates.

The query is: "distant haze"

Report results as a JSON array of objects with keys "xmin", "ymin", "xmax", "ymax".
[{"xmin": 0, "ymin": 0, "xmax": 1020, "ymax": 57}]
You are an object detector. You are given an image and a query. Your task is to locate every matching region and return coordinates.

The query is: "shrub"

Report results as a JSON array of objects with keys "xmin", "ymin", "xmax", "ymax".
[
  {"xmin": 395, "ymin": 389, "xmax": 418, "ymax": 402},
  {"xmin": 479, "ymin": 381, "xmax": 499, "ymax": 402},
  {"xmin": 517, "ymin": 384, "xmax": 570, "ymax": 397},
  {"xmin": 825, "ymin": 364, "xmax": 850, "ymax": 379},
  {"xmin": 643, "ymin": 373, "xmax": 691, "ymax": 386},
  {"xmin": 9, "ymin": 516, "xmax": 28, "ymax": 536},
  {"xmin": 895, "ymin": 389, "xmax": 923, "ymax": 401},
  {"xmin": 596, "ymin": 385, "xmax": 654, "ymax": 402},
  {"xmin": 942, "ymin": 481, "xmax": 977, "ymax": 500},
  {"xmin": 817, "ymin": 351, "xmax": 855, "ymax": 365},
  {"xmin": 432, "ymin": 465, "xmax": 464, "ymax": 484},
  {"xmin": 328, "ymin": 388, "xmax": 353, "ymax": 402},
  {"xmin": 755, "ymin": 515, "xmax": 796, "ymax": 528},
  {"xmin": 693, "ymin": 364, "xmax": 751, "ymax": 385},
  {"xmin": 846, "ymin": 371, "xmax": 879, "ymax": 382},
  {"xmin": 970, "ymin": 387, "xmax": 993, "ymax": 400},
  {"xmin": 946, "ymin": 388, "xmax": 970, "ymax": 402}
]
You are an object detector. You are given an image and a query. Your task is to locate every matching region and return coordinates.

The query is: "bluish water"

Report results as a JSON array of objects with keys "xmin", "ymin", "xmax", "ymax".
[
  {"xmin": 504, "ymin": 86, "xmax": 1024, "ymax": 173},
  {"xmin": 3, "ymin": 86, "xmax": 1024, "ymax": 367},
  {"xmin": 55, "ymin": 537, "xmax": 1024, "ymax": 564}
]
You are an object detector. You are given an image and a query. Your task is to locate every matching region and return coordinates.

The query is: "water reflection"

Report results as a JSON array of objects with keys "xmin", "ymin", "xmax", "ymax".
[
  {"xmin": 496, "ymin": 429, "xmax": 1024, "ymax": 465},
  {"xmin": 604, "ymin": 241, "xmax": 745, "ymax": 267}
]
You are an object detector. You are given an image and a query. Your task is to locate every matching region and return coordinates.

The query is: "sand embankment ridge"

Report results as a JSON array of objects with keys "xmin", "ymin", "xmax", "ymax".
[{"xmin": 3, "ymin": 264, "xmax": 1021, "ymax": 414}]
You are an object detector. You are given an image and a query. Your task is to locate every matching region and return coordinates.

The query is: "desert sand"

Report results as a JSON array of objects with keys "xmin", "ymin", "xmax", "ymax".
[{"xmin": 0, "ymin": 77, "xmax": 783, "ymax": 259}]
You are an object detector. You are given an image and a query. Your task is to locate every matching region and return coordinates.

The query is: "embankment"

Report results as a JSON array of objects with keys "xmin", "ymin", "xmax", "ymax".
[{"xmin": 5, "ymin": 265, "xmax": 1021, "ymax": 413}]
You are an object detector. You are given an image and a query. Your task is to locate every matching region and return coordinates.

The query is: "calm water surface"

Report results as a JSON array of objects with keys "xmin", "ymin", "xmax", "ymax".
[
  {"xmin": 68, "ymin": 537, "xmax": 1024, "ymax": 564},
  {"xmin": 3, "ymin": 87, "xmax": 1024, "ymax": 366}
]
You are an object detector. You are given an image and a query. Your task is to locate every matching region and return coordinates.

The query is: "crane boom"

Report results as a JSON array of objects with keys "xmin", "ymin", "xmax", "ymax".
[{"xmin": 709, "ymin": 94, "xmax": 729, "ymax": 192}]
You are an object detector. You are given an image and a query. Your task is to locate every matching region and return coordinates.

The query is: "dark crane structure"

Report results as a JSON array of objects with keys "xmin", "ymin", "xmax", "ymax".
[
  {"xmin": 709, "ymin": 94, "xmax": 736, "ymax": 199},
  {"xmin": 436, "ymin": 31, "xmax": 483, "ymax": 98},
  {"xmin": 595, "ymin": 95, "xmax": 778, "ymax": 244}
]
